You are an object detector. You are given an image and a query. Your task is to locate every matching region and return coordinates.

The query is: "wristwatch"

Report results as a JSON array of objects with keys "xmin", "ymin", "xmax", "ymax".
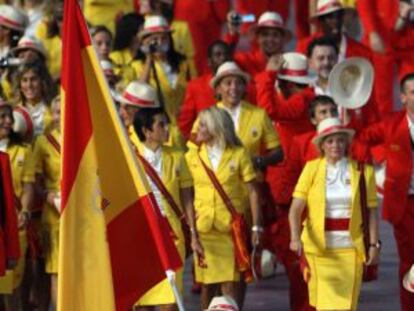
[{"xmin": 369, "ymin": 240, "xmax": 382, "ymax": 250}]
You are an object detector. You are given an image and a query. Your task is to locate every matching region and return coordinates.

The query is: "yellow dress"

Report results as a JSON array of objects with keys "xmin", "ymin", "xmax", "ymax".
[
  {"xmin": 131, "ymin": 59, "xmax": 192, "ymax": 125},
  {"xmin": 293, "ymin": 157, "xmax": 378, "ymax": 310},
  {"xmin": 135, "ymin": 144, "xmax": 193, "ymax": 305},
  {"xmin": 30, "ymin": 129, "xmax": 61, "ymax": 274},
  {"xmin": 0, "ymin": 143, "xmax": 33, "ymax": 293},
  {"xmin": 185, "ymin": 144, "xmax": 256, "ymax": 284}
]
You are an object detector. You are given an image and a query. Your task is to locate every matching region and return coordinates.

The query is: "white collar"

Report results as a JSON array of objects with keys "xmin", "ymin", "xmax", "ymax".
[
  {"xmin": 27, "ymin": 101, "xmax": 46, "ymax": 114},
  {"xmin": 222, "ymin": 103, "xmax": 242, "ymax": 129},
  {"xmin": 327, "ymin": 157, "xmax": 348, "ymax": 170},
  {"xmin": 312, "ymin": 78, "xmax": 331, "ymax": 96},
  {"xmin": 142, "ymin": 144, "xmax": 162, "ymax": 165},
  {"xmin": 0, "ymin": 138, "xmax": 9, "ymax": 152}
]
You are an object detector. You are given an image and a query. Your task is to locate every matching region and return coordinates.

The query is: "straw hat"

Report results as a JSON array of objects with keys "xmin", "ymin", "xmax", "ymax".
[
  {"xmin": 138, "ymin": 15, "xmax": 172, "ymax": 40},
  {"xmin": 11, "ymin": 36, "xmax": 47, "ymax": 59},
  {"xmin": 312, "ymin": 0, "xmax": 344, "ymax": 19},
  {"xmin": 277, "ymin": 52, "xmax": 313, "ymax": 85},
  {"xmin": 207, "ymin": 296, "xmax": 239, "ymax": 311},
  {"xmin": 0, "ymin": 5, "xmax": 27, "ymax": 32},
  {"xmin": 312, "ymin": 117, "xmax": 354, "ymax": 146},
  {"xmin": 210, "ymin": 61, "xmax": 250, "ymax": 89},
  {"xmin": 119, "ymin": 81, "xmax": 160, "ymax": 108},
  {"xmin": 13, "ymin": 106, "xmax": 34, "ymax": 140},
  {"xmin": 403, "ymin": 264, "xmax": 414, "ymax": 293},
  {"xmin": 255, "ymin": 11, "xmax": 291, "ymax": 39},
  {"xmin": 328, "ymin": 57, "xmax": 374, "ymax": 110},
  {"xmin": 252, "ymin": 248, "xmax": 276, "ymax": 280}
]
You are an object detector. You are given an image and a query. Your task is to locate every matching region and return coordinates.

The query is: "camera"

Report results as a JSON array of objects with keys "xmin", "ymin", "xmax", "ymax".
[
  {"xmin": 230, "ymin": 12, "xmax": 242, "ymax": 25},
  {"xmin": 0, "ymin": 56, "xmax": 23, "ymax": 69},
  {"xmin": 149, "ymin": 40, "xmax": 159, "ymax": 54}
]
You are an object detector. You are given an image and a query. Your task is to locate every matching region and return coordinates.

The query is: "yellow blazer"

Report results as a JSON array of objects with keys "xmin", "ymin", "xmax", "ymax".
[
  {"xmin": 137, "ymin": 143, "xmax": 192, "ymax": 238},
  {"xmin": 30, "ymin": 129, "xmax": 61, "ymax": 225},
  {"xmin": 185, "ymin": 144, "xmax": 256, "ymax": 233},
  {"xmin": 131, "ymin": 59, "xmax": 191, "ymax": 124},
  {"xmin": 6, "ymin": 144, "xmax": 33, "ymax": 198},
  {"xmin": 190, "ymin": 101, "xmax": 280, "ymax": 156},
  {"xmin": 171, "ymin": 20, "xmax": 197, "ymax": 78},
  {"xmin": 110, "ymin": 49, "xmax": 137, "ymax": 90},
  {"xmin": 293, "ymin": 157, "xmax": 378, "ymax": 258}
]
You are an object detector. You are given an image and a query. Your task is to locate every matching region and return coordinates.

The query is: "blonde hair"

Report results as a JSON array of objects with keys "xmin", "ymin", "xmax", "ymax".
[{"xmin": 198, "ymin": 106, "xmax": 242, "ymax": 148}]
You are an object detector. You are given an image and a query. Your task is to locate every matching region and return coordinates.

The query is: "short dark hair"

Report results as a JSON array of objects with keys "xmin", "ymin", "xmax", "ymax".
[
  {"xmin": 207, "ymin": 40, "xmax": 230, "ymax": 59},
  {"xmin": 113, "ymin": 13, "xmax": 144, "ymax": 51},
  {"xmin": 400, "ymin": 73, "xmax": 414, "ymax": 93},
  {"xmin": 307, "ymin": 36, "xmax": 339, "ymax": 58},
  {"xmin": 91, "ymin": 25, "xmax": 113, "ymax": 40},
  {"xmin": 133, "ymin": 107, "xmax": 166, "ymax": 142},
  {"xmin": 309, "ymin": 95, "xmax": 337, "ymax": 118}
]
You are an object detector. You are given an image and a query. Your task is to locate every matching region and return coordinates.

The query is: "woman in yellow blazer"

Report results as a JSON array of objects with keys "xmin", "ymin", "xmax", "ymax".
[
  {"xmin": 132, "ymin": 15, "xmax": 194, "ymax": 128},
  {"xmin": 14, "ymin": 61, "xmax": 55, "ymax": 138},
  {"xmin": 289, "ymin": 117, "xmax": 380, "ymax": 311},
  {"xmin": 25, "ymin": 96, "xmax": 61, "ymax": 310},
  {"xmin": 132, "ymin": 107, "xmax": 197, "ymax": 311},
  {"xmin": 186, "ymin": 106, "xmax": 263, "ymax": 310}
]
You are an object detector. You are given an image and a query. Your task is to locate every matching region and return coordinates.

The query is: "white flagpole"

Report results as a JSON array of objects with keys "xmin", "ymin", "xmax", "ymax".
[{"xmin": 166, "ymin": 270, "xmax": 186, "ymax": 311}]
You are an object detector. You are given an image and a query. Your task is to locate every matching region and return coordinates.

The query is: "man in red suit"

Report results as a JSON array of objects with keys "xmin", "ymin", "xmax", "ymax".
[
  {"xmin": 296, "ymin": 0, "xmax": 371, "ymax": 63},
  {"xmin": 357, "ymin": 73, "xmax": 414, "ymax": 311},
  {"xmin": 357, "ymin": 0, "xmax": 414, "ymax": 116}
]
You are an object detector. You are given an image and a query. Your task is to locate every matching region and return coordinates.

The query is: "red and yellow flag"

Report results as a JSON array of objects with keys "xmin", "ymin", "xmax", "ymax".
[{"xmin": 58, "ymin": 1, "xmax": 182, "ymax": 310}]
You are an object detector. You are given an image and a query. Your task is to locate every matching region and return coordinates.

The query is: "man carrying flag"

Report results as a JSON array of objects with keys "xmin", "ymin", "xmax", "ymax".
[{"xmin": 58, "ymin": 1, "xmax": 182, "ymax": 310}]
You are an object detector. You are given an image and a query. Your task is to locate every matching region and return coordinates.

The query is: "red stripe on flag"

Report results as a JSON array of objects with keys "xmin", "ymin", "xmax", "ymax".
[
  {"xmin": 107, "ymin": 193, "xmax": 182, "ymax": 310},
  {"xmin": 61, "ymin": 0, "xmax": 94, "ymax": 209}
]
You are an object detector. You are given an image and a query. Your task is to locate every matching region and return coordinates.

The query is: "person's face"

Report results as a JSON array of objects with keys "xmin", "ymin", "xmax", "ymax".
[
  {"xmin": 93, "ymin": 31, "xmax": 112, "ymax": 60},
  {"xmin": 257, "ymin": 28, "xmax": 285, "ymax": 57},
  {"xmin": 0, "ymin": 25, "xmax": 10, "ymax": 42},
  {"xmin": 0, "ymin": 106, "xmax": 13, "ymax": 140},
  {"xmin": 311, "ymin": 103, "xmax": 338, "ymax": 125},
  {"xmin": 309, "ymin": 45, "xmax": 338, "ymax": 80},
  {"xmin": 140, "ymin": 0, "xmax": 152, "ymax": 14},
  {"xmin": 402, "ymin": 80, "xmax": 414, "ymax": 114},
  {"xmin": 196, "ymin": 119, "xmax": 213, "ymax": 144},
  {"xmin": 321, "ymin": 133, "xmax": 348, "ymax": 162},
  {"xmin": 51, "ymin": 100, "xmax": 61, "ymax": 129},
  {"xmin": 119, "ymin": 104, "xmax": 139, "ymax": 127},
  {"xmin": 216, "ymin": 76, "xmax": 246, "ymax": 107},
  {"xmin": 142, "ymin": 32, "xmax": 170, "ymax": 56},
  {"xmin": 20, "ymin": 69, "xmax": 43, "ymax": 103},
  {"xmin": 17, "ymin": 49, "xmax": 41, "ymax": 64},
  {"xmin": 208, "ymin": 45, "xmax": 231, "ymax": 73},
  {"xmin": 318, "ymin": 11, "xmax": 344, "ymax": 37},
  {"xmin": 144, "ymin": 113, "xmax": 169, "ymax": 143},
  {"xmin": 278, "ymin": 79, "xmax": 307, "ymax": 99}
]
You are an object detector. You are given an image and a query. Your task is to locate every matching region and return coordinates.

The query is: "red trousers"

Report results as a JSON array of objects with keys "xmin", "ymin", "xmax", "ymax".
[
  {"xmin": 264, "ymin": 209, "xmax": 315, "ymax": 311},
  {"xmin": 393, "ymin": 196, "xmax": 414, "ymax": 311}
]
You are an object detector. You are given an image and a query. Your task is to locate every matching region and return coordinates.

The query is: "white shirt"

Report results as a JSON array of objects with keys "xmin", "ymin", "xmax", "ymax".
[
  {"xmin": 0, "ymin": 138, "xmax": 8, "ymax": 152},
  {"xmin": 27, "ymin": 101, "xmax": 47, "ymax": 137},
  {"xmin": 311, "ymin": 78, "xmax": 331, "ymax": 96},
  {"xmin": 222, "ymin": 104, "xmax": 242, "ymax": 130},
  {"xmin": 142, "ymin": 145, "xmax": 165, "ymax": 215},
  {"xmin": 325, "ymin": 158, "xmax": 353, "ymax": 249},
  {"xmin": 407, "ymin": 115, "xmax": 414, "ymax": 194},
  {"xmin": 206, "ymin": 144, "xmax": 223, "ymax": 172}
]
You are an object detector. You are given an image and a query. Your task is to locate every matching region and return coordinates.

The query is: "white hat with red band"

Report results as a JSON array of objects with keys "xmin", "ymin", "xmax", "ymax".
[
  {"xmin": 119, "ymin": 81, "xmax": 160, "ymax": 108},
  {"xmin": 138, "ymin": 15, "xmax": 172, "ymax": 40},
  {"xmin": 277, "ymin": 52, "xmax": 313, "ymax": 85},
  {"xmin": 312, "ymin": 117, "xmax": 355, "ymax": 146},
  {"xmin": 207, "ymin": 295, "xmax": 239, "ymax": 311},
  {"xmin": 252, "ymin": 248, "xmax": 277, "ymax": 280},
  {"xmin": 13, "ymin": 106, "xmax": 34, "ymax": 140},
  {"xmin": 403, "ymin": 264, "xmax": 414, "ymax": 293},
  {"xmin": 0, "ymin": 5, "xmax": 27, "ymax": 32},
  {"xmin": 210, "ymin": 61, "xmax": 250, "ymax": 89},
  {"xmin": 256, "ymin": 11, "xmax": 291, "ymax": 38},
  {"xmin": 312, "ymin": 0, "xmax": 344, "ymax": 19},
  {"xmin": 11, "ymin": 36, "xmax": 47, "ymax": 58}
]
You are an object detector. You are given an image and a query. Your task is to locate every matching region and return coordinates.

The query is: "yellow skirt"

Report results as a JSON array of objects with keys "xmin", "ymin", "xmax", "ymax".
[
  {"xmin": 135, "ymin": 229, "xmax": 185, "ymax": 306},
  {"xmin": 195, "ymin": 230, "xmax": 239, "ymax": 284},
  {"xmin": 0, "ymin": 230, "xmax": 27, "ymax": 293},
  {"xmin": 42, "ymin": 224, "xmax": 60, "ymax": 274},
  {"xmin": 306, "ymin": 248, "xmax": 363, "ymax": 311}
]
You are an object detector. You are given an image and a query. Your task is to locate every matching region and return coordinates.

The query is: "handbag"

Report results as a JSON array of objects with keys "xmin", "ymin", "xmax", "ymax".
[
  {"xmin": 358, "ymin": 163, "xmax": 379, "ymax": 282},
  {"xmin": 198, "ymin": 153, "xmax": 253, "ymax": 282},
  {"xmin": 136, "ymin": 151, "xmax": 193, "ymax": 258}
]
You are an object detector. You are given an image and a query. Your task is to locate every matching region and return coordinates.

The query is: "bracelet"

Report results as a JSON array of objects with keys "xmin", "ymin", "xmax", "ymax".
[
  {"xmin": 369, "ymin": 240, "xmax": 382, "ymax": 250},
  {"xmin": 251, "ymin": 225, "xmax": 264, "ymax": 233}
]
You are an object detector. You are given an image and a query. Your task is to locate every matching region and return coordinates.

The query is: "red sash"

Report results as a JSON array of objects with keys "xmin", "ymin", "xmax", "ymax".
[
  {"xmin": 197, "ymin": 153, "xmax": 253, "ymax": 282},
  {"xmin": 46, "ymin": 133, "xmax": 61, "ymax": 154}
]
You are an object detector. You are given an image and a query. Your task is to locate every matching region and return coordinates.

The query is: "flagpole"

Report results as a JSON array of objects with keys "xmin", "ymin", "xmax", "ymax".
[{"xmin": 166, "ymin": 270, "xmax": 186, "ymax": 311}]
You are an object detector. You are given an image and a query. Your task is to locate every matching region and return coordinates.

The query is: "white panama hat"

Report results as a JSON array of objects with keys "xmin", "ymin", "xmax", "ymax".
[
  {"xmin": 277, "ymin": 52, "xmax": 314, "ymax": 85},
  {"xmin": 0, "ymin": 5, "xmax": 27, "ymax": 32},
  {"xmin": 312, "ymin": 0, "xmax": 344, "ymax": 19},
  {"xmin": 119, "ymin": 81, "xmax": 160, "ymax": 108},
  {"xmin": 403, "ymin": 264, "xmax": 414, "ymax": 293},
  {"xmin": 312, "ymin": 117, "xmax": 355, "ymax": 146},
  {"xmin": 255, "ymin": 11, "xmax": 292, "ymax": 39},
  {"xmin": 207, "ymin": 295, "xmax": 239, "ymax": 311},
  {"xmin": 210, "ymin": 61, "xmax": 250, "ymax": 89},
  {"xmin": 11, "ymin": 36, "xmax": 47, "ymax": 59},
  {"xmin": 138, "ymin": 15, "xmax": 172, "ymax": 40}
]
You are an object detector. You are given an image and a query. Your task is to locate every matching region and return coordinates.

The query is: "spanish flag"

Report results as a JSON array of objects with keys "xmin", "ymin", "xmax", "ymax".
[{"xmin": 58, "ymin": 1, "xmax": 182, "ymax": 311}]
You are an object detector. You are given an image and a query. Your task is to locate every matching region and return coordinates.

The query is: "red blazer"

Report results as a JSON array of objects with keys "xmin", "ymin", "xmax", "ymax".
[
  {"xmin": 296, "ymin": 33, "xmax": 372, "ymax": 61},
  {"xmin": 357, "ymin": 111, "xmax": 413, "ymax": 224},
  {"xmin": 234, "ymin": 49, "xmax": 268, "ymax": 78},
  {"xmin": 0, "ymin": 152, "xmax": 20, "ymax": 276}
]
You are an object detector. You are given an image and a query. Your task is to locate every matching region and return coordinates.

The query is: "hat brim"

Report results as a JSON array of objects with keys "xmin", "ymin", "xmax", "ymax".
[
  {"xmin": 210, "ymin": 71, "xmax": 250, "ymax": 89},
  {"xmin": 118, "ymin": 95, "xmax": 160, "ymax": 108},
  {"xmin": 253, "ymin": 24, "xmax": 292, "ymax": 41},
  {"xmin": 312, "ymin": 128, "xmax": 355, "ymax": 146},
  {"xmin": 328, "ymin": 57, "xmax": 374, "ymax": 110},
  {"xmin": 310, "ymin": 7, "xmax": 344, "ymax": 20},
  {"xmin": 277, "ymin": 74, "xmax": 313, "ymax": 85},
  {"xmin": 138, "ymin": 29, "xmax": 173, "ymax": 40},
  {"xmin": 10, "ymin": 46, "xmax": 46, "ymax": 59}
]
